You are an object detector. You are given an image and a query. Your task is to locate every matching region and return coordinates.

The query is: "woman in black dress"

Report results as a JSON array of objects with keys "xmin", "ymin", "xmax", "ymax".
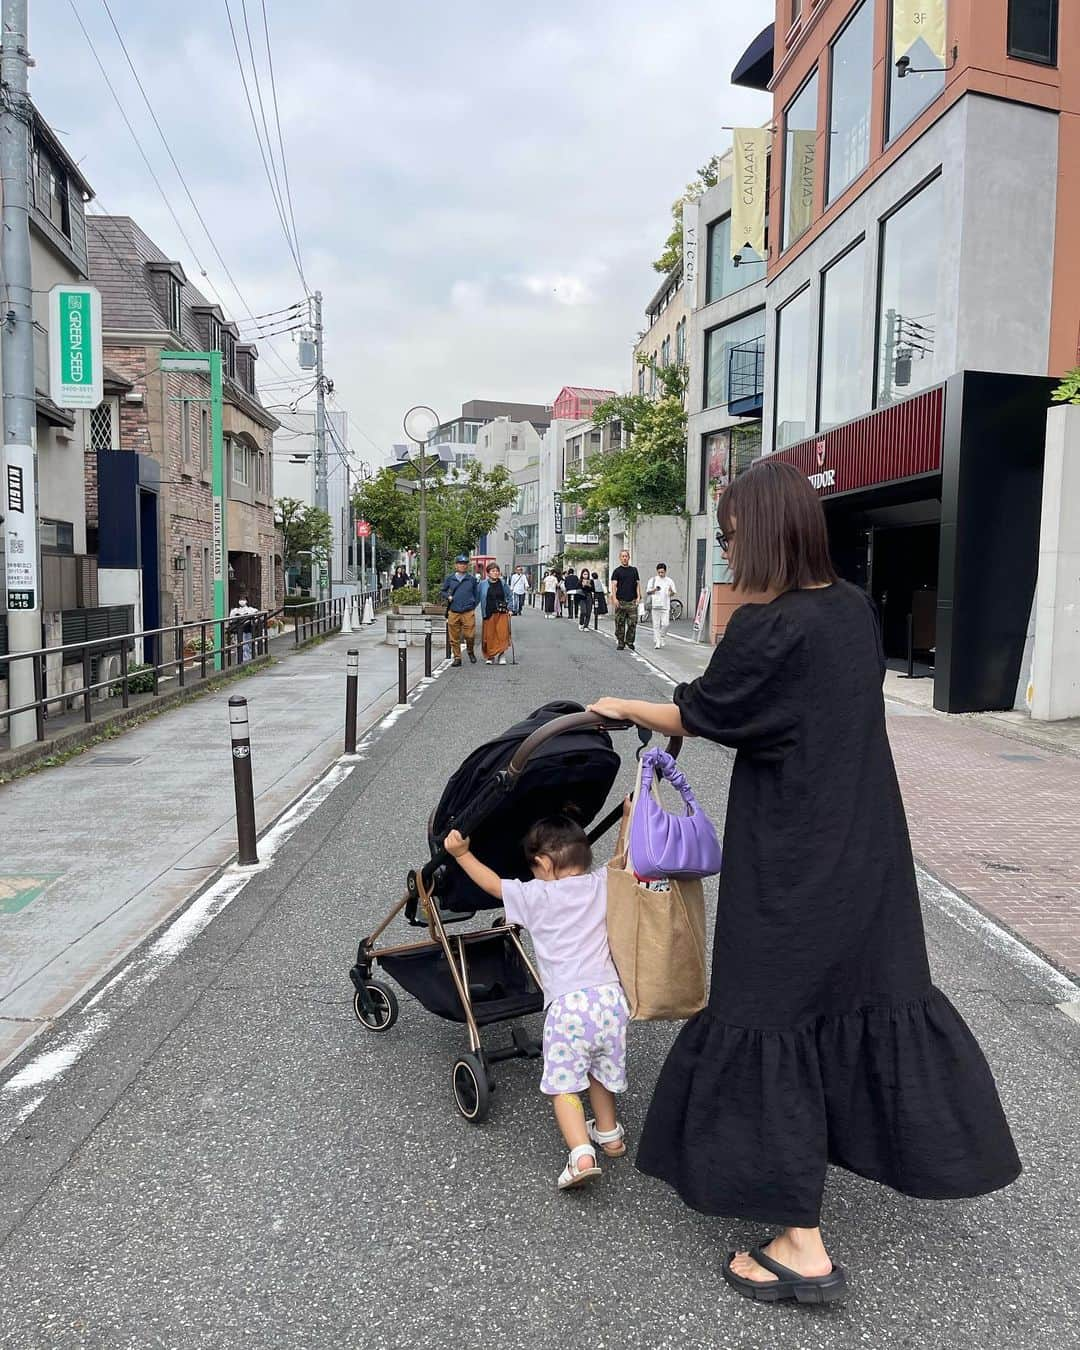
[
  {"xmin": 578, "ymin": 568, "xmax": 596, "ymax": 630},
  {"xmin": 589, "ymin": 460, "xmax": 1019, "ymax": 1305}
]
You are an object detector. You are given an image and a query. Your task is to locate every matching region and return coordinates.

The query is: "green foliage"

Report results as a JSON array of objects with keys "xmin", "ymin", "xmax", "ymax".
[
  {"xmin": 1051, "ymin": 368, "xmax": 1080, "ymax": 405},
  {"xmin": 353, "ymin": 460, "xmax": 515, "ymax": 580},
  {"xmin": 390, "ymin": 586, "xmax": 424, "ymax": 607},
  {"xmin": 566, "ymin": 358, "xmax": 689, "ymax": 526},
  {"xmin": 110, "ymin": 662, "xmax": 155, "ymax": 696},
  {"xmin": 653, "ymin": 155, "xmax": 721, "ymax": 274},
  {"xmin": 275, "ymin": 498, "xmax": 333, "ymax": 567}
]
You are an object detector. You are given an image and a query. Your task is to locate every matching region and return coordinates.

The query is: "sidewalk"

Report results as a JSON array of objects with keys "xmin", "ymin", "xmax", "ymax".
[
  {"xmin": 589, "ymin": 616, "xmax": 1080, "ymax": 981},
  {"xmin": 0, "ymin": 623, "xmax": 412, "ymax": 1069}
]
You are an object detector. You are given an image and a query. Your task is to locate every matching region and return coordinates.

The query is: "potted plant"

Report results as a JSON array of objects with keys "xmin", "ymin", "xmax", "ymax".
[
  {"xmin": 391, "ymin": 585, "xmax": 424, "ymax": 615},
  {"xmin": 423, "ymin": 582, "xmax": 447, "ymax": 616}
]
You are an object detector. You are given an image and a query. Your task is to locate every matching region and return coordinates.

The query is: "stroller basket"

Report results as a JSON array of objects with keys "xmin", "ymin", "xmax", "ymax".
[{"xmin": 380, "ymin": 930, "xmax": 543, "ymax": 1027}]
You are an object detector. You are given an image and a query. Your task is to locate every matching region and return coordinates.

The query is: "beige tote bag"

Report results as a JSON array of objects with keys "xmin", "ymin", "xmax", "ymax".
[{"xmin": 606, "ymin": 818, "xmax": 708, "ymax": 1021}]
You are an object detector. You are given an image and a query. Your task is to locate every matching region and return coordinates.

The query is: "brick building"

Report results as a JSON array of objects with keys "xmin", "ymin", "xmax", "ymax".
[{"xmin": 85, "ymin": 217, "xmax": 281, "ymax": 641}]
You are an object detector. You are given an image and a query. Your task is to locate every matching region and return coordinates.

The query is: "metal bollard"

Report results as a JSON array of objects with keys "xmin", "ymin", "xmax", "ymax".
[
  {"xmin": 897, "ymin": 612, "xmax": 925, "ymax": 680},
  {"xmin": 345, "ymin": 648, "xmax": 359, "ymax": 753},
  {"xmin": 228, "ymin": 695, "xmax": 259, "ymax": 865},
  {"xmin": 397, "ymin": 627, "xmax": 409, "ymax": 706},
  {"xmin": 444, "ymin": 619, "xmax": 451, "ymax": 660},
  {"xmin": 424, "ymin": 619, "xmax": 433, "ymax": 679}
]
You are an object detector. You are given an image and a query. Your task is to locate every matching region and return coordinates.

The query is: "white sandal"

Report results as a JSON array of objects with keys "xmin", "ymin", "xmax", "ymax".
[
  {"xmin": 586, "ymin": 1119, "xmax": 627, "ymax": 1158},
  {"xmin": 557, "ymin": 1143, "xmax": 601, "ymax": 1190}
]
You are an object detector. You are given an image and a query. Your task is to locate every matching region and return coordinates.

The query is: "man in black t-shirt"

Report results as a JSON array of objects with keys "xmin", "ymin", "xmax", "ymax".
[{"xmin": 609, "ymin": 549, "xmax": 641, "ymax": 650}]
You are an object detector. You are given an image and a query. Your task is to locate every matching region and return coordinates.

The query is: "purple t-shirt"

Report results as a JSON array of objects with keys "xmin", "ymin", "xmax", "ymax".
[{"xmin": 502, "ymin": 870, "xmax": 619, "ymax": 1006}]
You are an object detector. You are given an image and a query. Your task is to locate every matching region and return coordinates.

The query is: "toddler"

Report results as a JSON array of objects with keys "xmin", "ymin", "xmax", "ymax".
[{"xmin": 445, "ymin": 815, "xmax": 630, "ymax": 1190}]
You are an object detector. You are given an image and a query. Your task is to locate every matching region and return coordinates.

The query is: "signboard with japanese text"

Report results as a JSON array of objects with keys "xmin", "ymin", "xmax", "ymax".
[
  {"xmin": 356, "ymin": 519, "xmax": 372, "ymax": 538},
  {"xmin": 4, "ymin": 444, "xmax": 38, "ymax": 611},
  {"xmin": 48, "ymin": 285, "xmax": 103, "ymax": 409},
  {"xmin": 553, "ymin": 491, "xmax": 564, "ymax": 536}
]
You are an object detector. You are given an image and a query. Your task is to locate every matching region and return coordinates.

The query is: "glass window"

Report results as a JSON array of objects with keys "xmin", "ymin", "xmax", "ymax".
[
  {"xmin": 876, "ymin": 176, "xmax": 942, "ymax": 407},
  {"xmin": 706, "ymin": 214, "xmax": 767, "ymax": 302},
  {"xmin": 169, "ymin": 280, "xmax": 182, "ymax": 336},
  {"xmin": 1008, "ymin": 0, "xmax": 1058, "ymax": 64},
  {"xmin": 783, "ymin": 72, "xmax": 819, "ymax": 250},
  {"xmin": 232, "ymin": 440, "xmax": 249, "ymax": 486},
  {"xmin": 818, "ymin": 242, "xmax": 866, "ymax": 430},
  {"xmin": 181, "ymin": 400, "xmax": 191, "ymax": 463},
  {"xmin": 888, "ymin": 0, "xmax": 946, "ymax": 141},
  {"xmin": 704, "ymin": 309, "xmax": 766, "ymax": 409},
  {"xmin": 828, "ymin": 2, "xmax": 873, "ymax": 202},
  {"xmin": 775, "ymin": 287, "xmax": 812, "ymax": 449}
]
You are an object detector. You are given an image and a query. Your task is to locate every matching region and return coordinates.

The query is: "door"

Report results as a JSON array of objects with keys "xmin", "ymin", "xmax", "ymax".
[{"xmin": 139, "ymin": 489, "xmax": 160, "ymax": 664}]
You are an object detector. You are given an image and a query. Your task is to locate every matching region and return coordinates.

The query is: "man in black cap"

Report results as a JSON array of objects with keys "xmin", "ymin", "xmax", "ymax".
[{"xmin": 440, "ymin": 555, "xmax": 482, "ymax": 666}]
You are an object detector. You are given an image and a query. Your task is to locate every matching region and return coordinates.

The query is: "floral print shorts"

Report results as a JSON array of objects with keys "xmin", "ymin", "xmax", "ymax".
[{"xmin": 540, "ymin": 983, "xmax": 630, "ymax": 1096}]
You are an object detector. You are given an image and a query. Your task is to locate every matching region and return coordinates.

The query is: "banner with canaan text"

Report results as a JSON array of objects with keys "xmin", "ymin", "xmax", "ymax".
[
  {"xmin": 731, "ymin": 128, "xmax": 769, "ymax": 261},
  {"xmin": 893, "ymin": 0, "xmax": 947, "ymax": 66}
]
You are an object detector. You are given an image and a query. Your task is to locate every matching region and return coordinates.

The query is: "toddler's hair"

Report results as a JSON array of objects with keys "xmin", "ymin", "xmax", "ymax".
[{"xmin": 524, "ymin": 815, "xmax": 592, "ymax": 874}]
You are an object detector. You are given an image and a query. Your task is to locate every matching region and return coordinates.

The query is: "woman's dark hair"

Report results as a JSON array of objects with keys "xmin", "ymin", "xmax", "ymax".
[
  {"xmin": 717, "ymin": 458, "xmax": 838, "ymax": 594},
  {"xmin": 524, "ymin": 815, "xmax": 592, "ymax": 873}
]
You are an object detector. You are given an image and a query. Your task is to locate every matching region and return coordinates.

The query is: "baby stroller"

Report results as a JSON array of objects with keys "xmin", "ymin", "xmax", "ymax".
[{"xmin": 348, "ymin": 701, "xmax": 681, "ymax": 1122}]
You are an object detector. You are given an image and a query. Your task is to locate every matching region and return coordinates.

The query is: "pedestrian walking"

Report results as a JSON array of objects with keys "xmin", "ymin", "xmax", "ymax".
[
  {"xmin": 592, "ymin": 572, "xmax": 608, "ymax": 624},
  {"xmin": 588, "ymin": 459, "xmax": 1019, "ymax": 1306},
  {"xmin": 563, "ymin": 567, "xmax": 582, "ymax": 621},
  {"xmin": 439, "ymin": 555, "xmax": 481, "ymax": 666},
  {"xmin": 444, "ymin": 817, "xmax": 631, "ymax": 1190},
  {"xmin": 645, "ymin": 563, "xmax": 678, "ymax": 648},
  {"xmin": 609, "ymin": 550, "xmax": 642, "ymax": 650},
  {"xmin": 478, "ymin": 563, "xmax": 512, "ymax": 665},
  {"xmin": 577, "ymin": 568, "xmax": 596, "ymax": 630},
  {"xmin": 509, "ymin": 565, "xmax": 530, "ymax": 615},
  {"xmin": 228, "ymin": 596, "xmax": 258, "ymax": 663},
  {"xmin": 541, "ymin": 569, "xmax": 559, "ymax": 618},
  {"xmin": 390, "ymin": 565, "xmax": 410, "ymax": 593}
]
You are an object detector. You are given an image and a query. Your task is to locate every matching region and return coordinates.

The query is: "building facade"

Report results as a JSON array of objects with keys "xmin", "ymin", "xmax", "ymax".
[
  {"xmin": 86, "ymin": 216, "xmax": 282, "ymax": 645},
  {"xmin": 428, "ymin": 399, "xmax": 551, "ymax": 454},
  {"xmin": 731, "ymin": 0, "xmax": 1075, "ymax": 711},
  {"xmin": 633, "ymin": 266, "xmax": 688, "ymax": 396}
]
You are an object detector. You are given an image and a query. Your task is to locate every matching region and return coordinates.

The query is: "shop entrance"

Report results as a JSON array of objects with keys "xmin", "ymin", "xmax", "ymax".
[{"xmin": 869, "ymin": 522, "xmax": 940, "ymax": 661}]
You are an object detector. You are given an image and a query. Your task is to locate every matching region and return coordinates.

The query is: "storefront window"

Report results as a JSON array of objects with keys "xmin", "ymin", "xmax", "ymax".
[
  {"xmin": 704, "ymin": 309, "xmax": 766, "ymax": 410},
  {"xmin": 783, "ymin": 71, "xmax": 819, "ymax": 250},
  {"xmin": 706, "ymin": 214, "xmax": 766, "ymax": 303},
  {"xmin": 876, "ymin": 177, "xmax": 942, "ymax": 407},
  {"xmin": 775, "ymin": 286, "xmax": 812, "ymax": 449},
  {"xmin": 828, "ymin": 2, "xmax": 873, "ymax": 202},
  {"xmin": 818, "ymin": 241, "xmax": 865, "ymax": 430},
  {"xmin": 887, "ymin": 0, "xmax": 946, "ymax": 142}
]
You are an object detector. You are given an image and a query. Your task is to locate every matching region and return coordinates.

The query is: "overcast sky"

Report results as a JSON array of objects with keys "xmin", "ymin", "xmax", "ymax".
[{"xmin": 35, "ymin": 0, "xmax": 771, "ymax": 462}]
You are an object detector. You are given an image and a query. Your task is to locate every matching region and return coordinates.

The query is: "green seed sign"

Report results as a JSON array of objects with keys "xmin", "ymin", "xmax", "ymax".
[{"xmin": 48, "ymin": 284, "xmax": 103, "ymax": 409}]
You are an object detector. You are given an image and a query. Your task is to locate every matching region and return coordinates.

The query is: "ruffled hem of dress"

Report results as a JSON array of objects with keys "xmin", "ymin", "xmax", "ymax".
[{"xmin": 634, "ymin": 986, "xmax": 1021, "ymax": 1227}]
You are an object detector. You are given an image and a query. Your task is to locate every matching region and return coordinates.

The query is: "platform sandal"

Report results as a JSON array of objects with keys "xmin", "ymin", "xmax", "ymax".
[
  {"xmin": 722, "ymin": 1243, "xmax": 849, "ymax": 1305},
  {"xmin": 586, "ymin": 1119, "xmax": 626, "ymax": 1157},
  {"xmin": 557, "ymin": 1144, "xmax": 601, "ymax": 1190}
]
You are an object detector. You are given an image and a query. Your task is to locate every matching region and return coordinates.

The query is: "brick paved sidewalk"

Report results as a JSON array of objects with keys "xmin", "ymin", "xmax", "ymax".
[{"xmin": 887, "ymin": 708, "xmax": 1080, "ymax": 979}]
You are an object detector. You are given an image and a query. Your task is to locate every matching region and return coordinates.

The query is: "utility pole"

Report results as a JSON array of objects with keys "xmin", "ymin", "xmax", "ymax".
[
  {"xmin": 312, "ymin": 289, "xmax": 328, "ymax": 599},
  {"xmin": 1, "ymin": 0, "xmax": 39, "ymax": 748}
]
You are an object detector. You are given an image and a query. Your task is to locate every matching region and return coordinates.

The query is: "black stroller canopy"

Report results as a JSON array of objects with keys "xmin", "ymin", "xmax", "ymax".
[{"xmin": 430, "ymin": 700, "xmax": 621, "ymax": 912}]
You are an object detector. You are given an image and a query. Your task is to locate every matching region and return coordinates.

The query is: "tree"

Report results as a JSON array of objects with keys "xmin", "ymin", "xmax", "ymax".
[
  {"xmin": 352, "ymin": 460, "xmax": 515, "ymax": 588},
  {"xmin": 275, "ymin": 498, "xmax": 333, "ymax": 568},
  {"xmin": 653, "ymin": 155, "xmax": 721, "ymax": 274},
  {"xmin": 563, "ymin": 358, "xmax": 689, "ymax": 528},
  {"xmin": 1051, "ymin": 368, "xmax": 1080, "ymax": 405}
]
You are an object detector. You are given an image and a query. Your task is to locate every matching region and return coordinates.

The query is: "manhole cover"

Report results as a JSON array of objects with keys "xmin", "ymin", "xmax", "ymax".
[
  {"xmin": 999, "ymin": 753, "xmax": 1044, "ymax": 763},
  {"xmin": 86, "ymin": 755, "xmax": 144, "ymax": 766}
]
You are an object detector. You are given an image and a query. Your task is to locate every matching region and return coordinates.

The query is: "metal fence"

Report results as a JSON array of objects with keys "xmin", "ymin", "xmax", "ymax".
[{"xmin": 0, "ymin": 595, "xmax": 356, "ymax": 748}]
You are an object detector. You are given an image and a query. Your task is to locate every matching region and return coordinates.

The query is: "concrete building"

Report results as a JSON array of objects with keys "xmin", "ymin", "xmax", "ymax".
[
  {"xmin": 537, "ymin": 403, "xmax": 617, "ymax": 573},
  {"xmin": 86, "ymin": 216, "xmax": 282, "ymax": 651},
  {"xmin": 730, "ymin": 0, "xmax": 1077, "ymax": 712},
  {"xmin": 633, "ymin": 266, "xmax": 688, "ymax": 397},
  {"xmin": 428, "ymin": 399, "xmax": 551, "ymax": 454}
]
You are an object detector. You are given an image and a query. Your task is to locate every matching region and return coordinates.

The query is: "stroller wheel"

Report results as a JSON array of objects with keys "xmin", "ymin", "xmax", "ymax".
[
  {"xmin": 353, "ymin": 980, "xmax": 399, "ymax": 1033},
  {"xmin": 452, "ymin": 1052, "xmax": 492, "ymax": 1123}
]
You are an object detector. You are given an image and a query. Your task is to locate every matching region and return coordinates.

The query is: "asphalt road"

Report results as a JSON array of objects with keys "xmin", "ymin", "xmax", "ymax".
[{"xmin": 0, "ymin": 611, "xmax": 1077, "ymax": 1349}]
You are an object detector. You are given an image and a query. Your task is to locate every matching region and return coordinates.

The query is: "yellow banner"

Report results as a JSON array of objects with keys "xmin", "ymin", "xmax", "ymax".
[
  {"xmin": 893, "ymin": 0, "xmax": 947, "ymax": 66},
  {"xmin": 786, "ymin": 129, "xmax": 816, "ymax": 244},
  {"xmin": 731, "ymin": 128, "xmax": 769, "ymax": 261}
]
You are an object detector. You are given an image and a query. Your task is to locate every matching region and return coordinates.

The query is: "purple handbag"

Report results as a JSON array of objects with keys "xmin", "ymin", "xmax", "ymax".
[{"xmin": 628, "ymin": 748, "xmax": 723, "ymax": 881}]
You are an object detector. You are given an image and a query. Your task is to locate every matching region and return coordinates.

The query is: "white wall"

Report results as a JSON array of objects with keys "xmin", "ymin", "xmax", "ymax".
[{"xmin": 1029, "ymin": 406, "xmax": 1080, "ymax": 720}]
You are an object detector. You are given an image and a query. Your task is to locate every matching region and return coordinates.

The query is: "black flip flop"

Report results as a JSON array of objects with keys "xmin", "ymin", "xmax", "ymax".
[{"xmin": 722, "ymin": 1242, "xmax": 849, "ymax": 1305}]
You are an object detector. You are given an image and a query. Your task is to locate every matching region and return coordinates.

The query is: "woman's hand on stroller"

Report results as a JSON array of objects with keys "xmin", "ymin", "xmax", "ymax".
[{"xmin": 445, "ymin": 829, "xmax": 470, "ymax": 858}]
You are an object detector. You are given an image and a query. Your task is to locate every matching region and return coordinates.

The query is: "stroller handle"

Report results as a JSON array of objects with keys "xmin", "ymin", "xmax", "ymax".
[{"xmin": 507, "ymin": 710, "xmax": 682, "ymax": 777}]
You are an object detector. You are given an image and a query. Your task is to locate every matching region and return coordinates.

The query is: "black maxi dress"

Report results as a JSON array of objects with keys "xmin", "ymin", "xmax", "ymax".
[{"xmin": 636, "ymin": 582, "xmax": 1020, "ymax": 1228}]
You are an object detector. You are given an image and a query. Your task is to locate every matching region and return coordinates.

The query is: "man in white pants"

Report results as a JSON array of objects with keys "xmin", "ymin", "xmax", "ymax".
[
  {"xmin": 645, "ymin": 563, "xmax": 678, "ymax": 649},
  {"xmin": 509, "ymin": 565, "xmax": 530, "ymax": 615}
]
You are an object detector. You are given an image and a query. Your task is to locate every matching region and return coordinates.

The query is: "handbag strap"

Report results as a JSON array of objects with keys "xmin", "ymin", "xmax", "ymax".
[{"xmin": 639, "ymin": 748, "xmax": 698, "ymax": 813}]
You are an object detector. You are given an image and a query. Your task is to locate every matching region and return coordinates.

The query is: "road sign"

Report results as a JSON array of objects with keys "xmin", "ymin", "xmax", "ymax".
[
  {"xmin": 48, "ymin": 284, "xmax": 103, "ymax": 409},
  {"xmin": 3, "ymin": 444, "xmax": 38, "ymax": 611},
  {"xmin": 356, "ymin": 520, "xmax": 372, "ymax": 538},
  {"xmin": 553, "ymin": 491, "xmax": 564, "ymax": 535}
]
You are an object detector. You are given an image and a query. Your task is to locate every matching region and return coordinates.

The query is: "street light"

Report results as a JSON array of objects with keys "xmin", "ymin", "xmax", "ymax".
[{"xmin": 402, "ymin": 404, "xmax": 439, "ymax": 601}]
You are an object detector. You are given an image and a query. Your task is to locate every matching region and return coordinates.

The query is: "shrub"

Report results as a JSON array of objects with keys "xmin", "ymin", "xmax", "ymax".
[
  {"xmin": 391, "ymin": 586, "xmax": 424, "ymax": 606},
  {"xmin": 109, "ymin": 662, "xmax": 156, "ymax": 696},
  {"xmin": 1051, "ymin": 368, "xmax": 1080, "ymax": 406}
]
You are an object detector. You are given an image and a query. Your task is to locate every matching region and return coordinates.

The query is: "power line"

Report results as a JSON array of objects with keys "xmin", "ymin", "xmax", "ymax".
[
  {"xmin": 240, "ymin": 0, "xmax": 294, "ymax": 278},
  {"xmin": 223, "ymin": 0, "xmax": 308, "ymax": 293},
  {"xmin": 261, "ymin": 0, "xmax": 305, "ymax": 293},
  {"xmin": 90, "ymin": 0, "xmax": 300, "ymax": 389}
]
